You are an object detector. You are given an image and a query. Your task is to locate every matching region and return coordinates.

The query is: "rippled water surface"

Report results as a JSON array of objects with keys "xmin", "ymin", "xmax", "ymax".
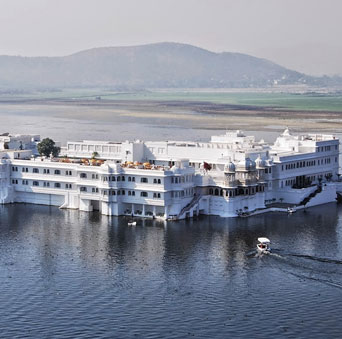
[{"xmin": 1, "ymin": 204, "xmax": 342, "ymax": 338}]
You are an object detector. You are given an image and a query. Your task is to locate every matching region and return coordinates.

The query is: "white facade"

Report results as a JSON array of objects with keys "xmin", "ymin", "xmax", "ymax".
[
  {"xmin": 0, "ymin": 129, "xmax": 339, "ymax": 219},
  {"xmin": 0, "ymin": 133, "xmax": 40, "ymax": 154}
]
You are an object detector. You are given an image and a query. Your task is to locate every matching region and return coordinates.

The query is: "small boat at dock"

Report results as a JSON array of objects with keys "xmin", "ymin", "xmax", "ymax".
[
  {"xmin": 287, "ymin": 207, "xmax": 296, "ymax": 214},
  {"xmin": 128, "ymin": 221, "xmax": 136, "ymax": 226},
  {"xmin": 257, "ymin": 237, "xmax": 271, "ymax": 253}
]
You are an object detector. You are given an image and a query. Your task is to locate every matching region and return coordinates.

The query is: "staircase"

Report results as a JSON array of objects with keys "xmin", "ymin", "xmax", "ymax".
[
  {"xmin": 299, "ymin": 185, "xmax": 322, "ymax": 206},
  {"xmin": 177, "ymin": 194, "xmax": 202, "ymax": 219}
]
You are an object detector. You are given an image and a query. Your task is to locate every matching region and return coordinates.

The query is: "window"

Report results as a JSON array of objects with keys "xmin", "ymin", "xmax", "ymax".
[
  {"xmin": 128, "ymin": 191, "xmax": 131, "ymax": 195},
  {"xmin": 111, "ymin": 190, "xmax": 116, "ymax": 195},
  {"xmin": 117, "ymin": 176, "xmax": 121, "ymax": 181},
  {"xmin": 80, "ymin": 173, "xmax": 87, "ymax": 179},
  {"xmin": 92, "ymin": 187, "xmax": 99, "ymax": 193},
  {"xmin": 12, "ymin": 166, "xmax": 18, "ymax": 172},
  {"xmin": 12, "ymin": 179, "xmax": 18, "ymax": 184},
  {"xmin": 153, "ymin": 178, "xmax": 157, "ymax": 184},
  {"xmin": 158, "ymin": 179, "xmax": 161, "ymax": 184},
  {"xmin": 33, "ymin": 181, "xmax": 39, "ymax": 186},
  {"xmin": 153, "ymin": 193, "xmax": 161, "ymax": 198},
  {"xmin": 80, "ymin": 186, "xmax": 87, "ymax": 192},
  {"xmin": 128, "ymin": 177, "xmax": 131, "ymax": 182},
  {"xmin": 43, "ymin": 169, "xmax": 50, "ymax": 174},
  {"xmin": 22, "ymin": 180, "xmax": 28, "ymax": 185},
  {"xmin": 132, "ymin": 191, "xmax": 135, "ymax": 196},
  {"xmin": 121, "ymin": 176, "xmax": 125, "ymax": 181},
  {"xmin": 54, "ymin": 169, "xmax": 61, "ymax": 175},
  {"xmin": 132, "ymin": 177, "xmax": 135, "ymax": 182},
  {"xmin": 33, "ymin": 168, "xmax": 39, "ymax": 173},
  {"xmin": 43, "ymin": 182, "xmax": 50, "ymax": 187},
  {"xmin": 66, "ymin": 184, "xmax": 72, "ymax": 189},
  {"xmin": 111, "ymin": 176, "xmax": 116, "ymax": 181},
  {"xmin": 54, "ymin": 183, "xmax": 61, "ymax": 188},
  {"xmin": 141, "ymin": 177, "xmax": 148, "ymax": 183},
  {"xmin": 121, "ymin": 190, "xmax": 125, "ymax": 195},
  {"xmin": 140, "ymin": 191, "xmax": 148, "ymax": 197},
  {"xmin": 66, "ymin": 170, "xmax": 72, "ymax": 176}
]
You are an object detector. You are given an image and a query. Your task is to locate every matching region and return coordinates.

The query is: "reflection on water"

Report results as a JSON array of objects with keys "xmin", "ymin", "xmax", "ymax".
[{"xmin": 0, "ymin": 203, "xmax": 342, "ymax": 338}]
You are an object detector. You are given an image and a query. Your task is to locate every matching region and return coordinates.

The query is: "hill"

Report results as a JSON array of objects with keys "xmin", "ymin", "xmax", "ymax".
[{"xmin": 0, "ymin": 42, "xmax": 340, "ymax": 89}]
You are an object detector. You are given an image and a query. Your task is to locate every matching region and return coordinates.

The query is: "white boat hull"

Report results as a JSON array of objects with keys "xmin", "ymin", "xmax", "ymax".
[{"xmin": 257, "ymin": 244, "xmax": 270, "ymax": 254}]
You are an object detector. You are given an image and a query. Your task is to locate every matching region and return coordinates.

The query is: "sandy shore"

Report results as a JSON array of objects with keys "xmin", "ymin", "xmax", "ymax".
[{"xmin": 1, "ymin": 98, "xmax": 342, "ymax": 134}]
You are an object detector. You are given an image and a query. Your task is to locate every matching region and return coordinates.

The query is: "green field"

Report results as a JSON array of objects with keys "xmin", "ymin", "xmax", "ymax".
[
  {"xmin": 100, "ymin": 91, "xmax": 342, "ymax": 112},
  {"xmin": 1, "ymin": 89, "xmax": 342, "ymax": 112}
]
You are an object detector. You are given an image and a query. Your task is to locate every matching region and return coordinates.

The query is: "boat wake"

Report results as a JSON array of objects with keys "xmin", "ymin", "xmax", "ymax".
[
  {"xmin": 265, "ymin": 250, "xmax": 342, "ymax": 289},
  {"xmin": 284, "ymin": 270, "xmax": 342, "ymax": 289},
  {"xmin": 288, "ymin": 253, "xmax": 342, "ymax": 265}
]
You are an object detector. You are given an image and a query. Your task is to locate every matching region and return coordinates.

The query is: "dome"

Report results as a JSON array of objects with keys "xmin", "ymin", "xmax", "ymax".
[
  {"xmin": 224, "ymin": 161, "xmax": 235, "ymax": 173},
  {"xmin": 255, "ymin": 155, "xmax": 266, "ymax": 168},
  {"xmin": 282, "ymin": 127, "xmax": 291, "ymax": 136},
  {"xmin": 265, "ymin": 158, "xmax": 273, "ymax": 167},
  {"xmin": 236, "ymin": 157, "xmax": 256, "ymax": 171}
]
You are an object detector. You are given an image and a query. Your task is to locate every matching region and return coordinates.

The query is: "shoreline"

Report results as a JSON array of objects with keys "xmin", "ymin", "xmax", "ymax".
[{"xmin": 1, "ymin": 98, "xmax": 342, "ymax": 135}]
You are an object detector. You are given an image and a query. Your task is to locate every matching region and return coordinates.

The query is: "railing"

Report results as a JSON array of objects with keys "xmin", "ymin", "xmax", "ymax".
[
  {"xmin": 299, "ymin": 185, "xmax": 322, "ymax": 206},
  {"xmin": 177, "ymin": 194, "xmax": 202, "ymax": 219}
]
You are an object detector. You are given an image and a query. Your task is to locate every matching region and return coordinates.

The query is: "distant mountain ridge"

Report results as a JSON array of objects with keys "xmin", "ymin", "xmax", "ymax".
[{"xmin": 0, "ymin": 42, "xmax": 340, "ymax": 89}]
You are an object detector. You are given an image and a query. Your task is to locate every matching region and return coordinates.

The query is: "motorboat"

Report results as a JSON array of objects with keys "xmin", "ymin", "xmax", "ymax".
[
  {"xmin": 287, "ymin": 207, "xmax": 296, "ymax": 214},
  {"xmin": 257, "ymin": 237, "xmax": 271, "ymax": 253},
  {"xmin": 128, "ymin": 221, "xmax": 137, "ymax": 226}
]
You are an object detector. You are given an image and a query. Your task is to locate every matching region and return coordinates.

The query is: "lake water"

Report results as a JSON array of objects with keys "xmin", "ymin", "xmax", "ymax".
[
  {"xmin": 1, "ymin": 104, "xmax": 342, "ymax": 338},
  {"xmin": 1, "ymin": 203, "xmax": 342, "ymax": 338},
  {"xmin": 0, "ymin": 103, "xmax": 280, "ymax": 144}
]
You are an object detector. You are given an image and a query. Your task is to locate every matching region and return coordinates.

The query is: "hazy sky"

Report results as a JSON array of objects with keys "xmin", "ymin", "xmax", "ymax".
[{"xmin": 0, "ymin": 0, "xmax": 341, "ymax": 76}]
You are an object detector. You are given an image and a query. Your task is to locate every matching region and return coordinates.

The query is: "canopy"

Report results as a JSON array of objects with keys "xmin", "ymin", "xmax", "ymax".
[{"xmin": 258, "ymin": 237, "xmax": 270, "ymax": 244}]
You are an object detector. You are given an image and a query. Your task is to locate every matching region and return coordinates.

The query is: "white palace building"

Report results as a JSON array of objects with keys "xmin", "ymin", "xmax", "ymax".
[{"xmin": 0, "ymin": 129, "xmax": 340, "ymax": 219}]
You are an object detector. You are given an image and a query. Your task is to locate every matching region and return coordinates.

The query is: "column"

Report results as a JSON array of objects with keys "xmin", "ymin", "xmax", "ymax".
[{"xmin": 164, "ymin": 205, "xmax": 169, "ymax": 219}]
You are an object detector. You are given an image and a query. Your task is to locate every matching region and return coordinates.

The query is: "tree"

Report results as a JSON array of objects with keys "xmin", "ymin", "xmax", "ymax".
[
  {"xmin": 91, "ymin": 151, "xmax": 99, "ymax": 159},
  {"xmin": 37, "ymin": 138, "xmax": 60, "ymax": 157}
]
